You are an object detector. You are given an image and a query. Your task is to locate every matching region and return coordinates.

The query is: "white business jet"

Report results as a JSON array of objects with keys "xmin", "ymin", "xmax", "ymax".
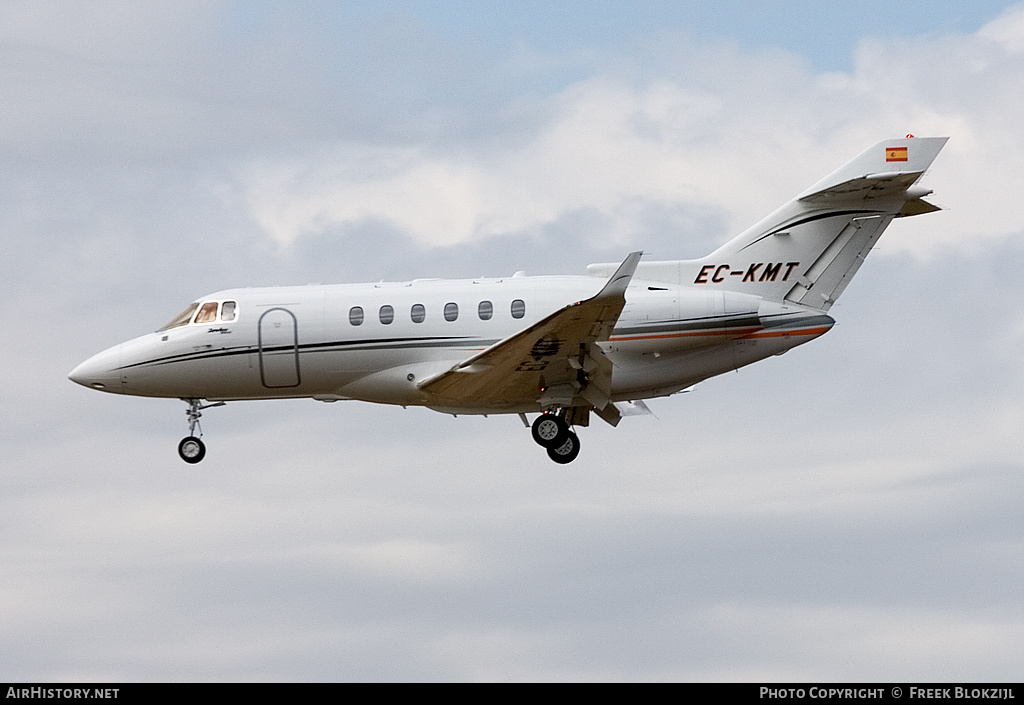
[{"xmin": 69, "ymin": 137, "xmax": 947, "ymax": 464}]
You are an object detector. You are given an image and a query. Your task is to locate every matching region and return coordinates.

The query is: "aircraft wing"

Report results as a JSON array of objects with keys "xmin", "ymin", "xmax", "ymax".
[{"xmin": 418, "ymin": 252, "xmax": 642, "ymax": 414}]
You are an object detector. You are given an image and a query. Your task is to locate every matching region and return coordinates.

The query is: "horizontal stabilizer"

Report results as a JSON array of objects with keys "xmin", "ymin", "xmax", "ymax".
[
  {"xmin": 799, "ymin": 171, "xmax": 923, "ymax": 204},
  {"xmin": 797, "ymin": 137, "xmax": 947, "ymax": 204},
  {"xmin": 898, "ymin": 198, "xmax": 941, "ymax": 218}
]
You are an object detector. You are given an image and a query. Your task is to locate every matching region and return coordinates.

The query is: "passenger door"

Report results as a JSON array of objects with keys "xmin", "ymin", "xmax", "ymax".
[{"xmin": 258, "ymin": 308, "xmax": 300, "ymax": 388}]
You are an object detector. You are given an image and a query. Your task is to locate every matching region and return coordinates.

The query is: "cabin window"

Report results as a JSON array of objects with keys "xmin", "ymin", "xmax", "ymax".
[
  {"xmin": 444, "ymin": 302, "xmax": 459, "ymax": 322},
  {"xmin": 478, "ymin": 300, "xmax": 493, "ymax": 320},
  {"xmin": 511, "ymin": 299, "xmax": 526, "ymax": 319},
  {"xmin": 194, "ymin": 301, "xmax": 219, "ymax": 324},
  {"xmin": 349, "ymin": 306, "xmax": 364, "ymax": 326},
  {"xmin": 221, "ymin": 301, "xmax": 237, "ymax": 322},
  {"xmin": 158, "ymin": 302, "xmax": 199, "ymax": 331},
  {"xmin": 379, "ymin": 305, "xmax": 395, "ymax": 325},
  {"xmin": 411, "ymin": 303, "xmax": 426, "ymax": 323}
]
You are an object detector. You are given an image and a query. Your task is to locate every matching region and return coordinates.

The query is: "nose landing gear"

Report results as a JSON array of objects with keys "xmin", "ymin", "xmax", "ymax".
[{"xmin": 178, "ymin": 398, "xmax": 224, "ymax": 464}]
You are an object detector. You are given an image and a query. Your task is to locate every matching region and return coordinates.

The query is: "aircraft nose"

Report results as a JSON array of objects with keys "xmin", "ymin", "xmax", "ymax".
[{"xmin": 68, "ymin": 344, "xmax": 123, "ymax": 392}]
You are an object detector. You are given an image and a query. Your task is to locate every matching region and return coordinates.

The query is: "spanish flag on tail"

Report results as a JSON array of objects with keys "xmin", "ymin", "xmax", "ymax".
[{"xmin": 886, "ymin": 146, "xmax": 908, "ymax": 162}]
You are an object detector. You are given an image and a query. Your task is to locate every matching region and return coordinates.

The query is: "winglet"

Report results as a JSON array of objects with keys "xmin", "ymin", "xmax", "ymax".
[{"xmin": 595, "ymin": 251, "xmax": 642, "ymax": 300}]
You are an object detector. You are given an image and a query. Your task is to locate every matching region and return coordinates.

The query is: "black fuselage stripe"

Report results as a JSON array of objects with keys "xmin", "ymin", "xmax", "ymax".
[{"xmin": 118, "ymin": 336, "xmax": 491, "ymax": 371}]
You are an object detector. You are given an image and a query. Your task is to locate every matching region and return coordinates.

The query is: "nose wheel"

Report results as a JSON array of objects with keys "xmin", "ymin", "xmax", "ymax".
[
  {"xmin": 178, "ymin": 436, "xmax": 206, "ymax": 464},
  {"xmin": 178, "ymin": 398, "xmax": 224, "ymax": 464}
]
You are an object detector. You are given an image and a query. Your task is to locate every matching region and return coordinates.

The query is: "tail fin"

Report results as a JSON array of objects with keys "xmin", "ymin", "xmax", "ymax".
[{"xmin": 589, "ymin": 137, "xmax": 947, "ymax": 310}]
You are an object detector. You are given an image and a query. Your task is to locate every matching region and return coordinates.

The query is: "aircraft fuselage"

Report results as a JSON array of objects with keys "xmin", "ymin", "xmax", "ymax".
[{"xmin": 70, "ymin": 274, "xmax": 832, "ymax": 413}]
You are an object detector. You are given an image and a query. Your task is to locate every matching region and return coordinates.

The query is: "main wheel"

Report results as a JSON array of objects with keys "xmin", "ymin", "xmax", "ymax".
[
  {"xmin": 532, "ymin": 413, "xmax": 568, "ymax": 449},
  {"xmin": 178, "ymin": 436, "xmax": 206, "ymax": 464},
  {"xmin": 546, "ymin": 431, "xmax": 581, "ymax": 464}
]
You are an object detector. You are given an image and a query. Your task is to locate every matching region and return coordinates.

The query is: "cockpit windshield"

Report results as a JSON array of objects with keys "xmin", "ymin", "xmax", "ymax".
[
  {"xmin": 157, "ymin": 300, "xmax": 239, "ymax": 332},
  {"xmin": 159, "ymin": 303, "xmax": 200, "ymax": 331}
]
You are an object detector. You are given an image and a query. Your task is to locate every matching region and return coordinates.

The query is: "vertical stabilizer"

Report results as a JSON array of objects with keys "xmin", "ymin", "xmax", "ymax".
[
  {"xmin": 693, "ymin": 137, "xmax": 947, "ymax": 309},
  {"xmin": 587, "ymin": 137, "xmax": 947, "ymax": 310}
]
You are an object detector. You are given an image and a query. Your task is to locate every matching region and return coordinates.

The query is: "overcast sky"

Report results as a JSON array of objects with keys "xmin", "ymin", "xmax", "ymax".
[{"xmin": 3, "ymin": 1, "xmax": 1024, "ymax": 682}]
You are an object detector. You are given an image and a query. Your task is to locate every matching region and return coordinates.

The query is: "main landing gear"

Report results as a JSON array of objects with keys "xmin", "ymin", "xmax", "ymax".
[
  {"xmin": 531, "ymin": 412, "xmax": 581, "ymax": 464},
  {"xmin": 178, "ymin": 398, "xmax": 224, "ymax": 464}
]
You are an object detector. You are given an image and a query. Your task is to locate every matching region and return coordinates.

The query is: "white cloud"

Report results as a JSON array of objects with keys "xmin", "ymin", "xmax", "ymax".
[
  {"xmin": 240, "ymin": 74, "xmax": 816, "ymax": 249},
  {"xmin": 238, "ymin": 7, "xmax": 1024, "ymax": 260}
]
